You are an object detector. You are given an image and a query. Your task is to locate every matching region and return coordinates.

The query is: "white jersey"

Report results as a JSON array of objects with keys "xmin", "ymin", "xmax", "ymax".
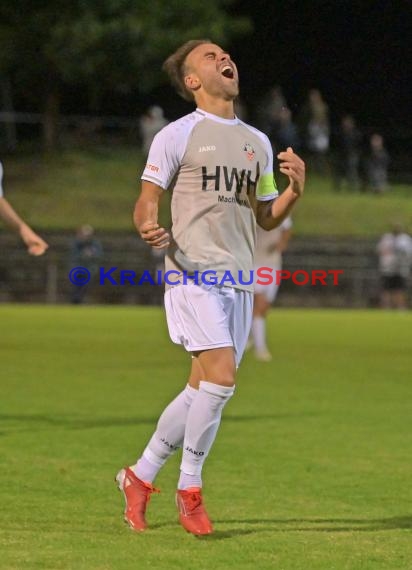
[
  {"xmin": 254, "ymin": 216, "xmax": 293, "ymax": 269},
  {"xmin": 141, "ymin": 108, "xmax": 278, "ymax": 292},
  {"xmin": 377, "ymin": 232, "xmax": 412, "ymax": 277}
]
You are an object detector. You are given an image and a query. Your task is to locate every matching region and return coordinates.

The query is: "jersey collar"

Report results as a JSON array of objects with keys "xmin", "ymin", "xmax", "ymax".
[{"xmin": 195, "ymin": 108, "xmax": 239, "ymax": 125}]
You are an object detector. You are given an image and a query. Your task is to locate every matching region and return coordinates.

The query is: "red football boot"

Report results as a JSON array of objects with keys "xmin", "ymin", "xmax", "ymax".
[
  {"xmin": 176, "ymin": 488, "xmax": 213, "ymax": 536},
  {"xmin": 115, "ymin": 467, "xmax": 159, "ymax": 531}
]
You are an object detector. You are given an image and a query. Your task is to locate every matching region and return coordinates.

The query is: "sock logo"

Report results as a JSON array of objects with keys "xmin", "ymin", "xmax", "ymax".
[
  {"xmin": 161, "ymin": 437, "xmax": 179, "ymax": 451},
  {"xmin": 185, "ymin": 446, "xmax": 205, "ymax": 457}
]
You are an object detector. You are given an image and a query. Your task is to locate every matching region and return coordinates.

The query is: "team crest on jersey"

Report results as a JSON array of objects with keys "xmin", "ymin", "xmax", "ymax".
[{"xmin": 244, "ymin": 143, "xmax": 255, "ymax": 161}]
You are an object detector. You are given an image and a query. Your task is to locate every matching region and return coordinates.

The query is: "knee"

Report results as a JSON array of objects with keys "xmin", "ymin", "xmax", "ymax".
[
  {"xmin": 202, "ymin": 359, "xmax": 236, "ymax": 386},
  {"xmin": 199, "ymin": 380, "xmax": 235, "ymax": 404},
  {"xmin": 196, "ymin": 347, "xmax": 236, "ymax": 386},
  {"xmin": 212, "ymin": 376, "xmax": 235, "ymax": 387}
]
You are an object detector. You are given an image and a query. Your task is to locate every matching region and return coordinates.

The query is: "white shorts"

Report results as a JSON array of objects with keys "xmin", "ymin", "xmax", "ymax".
[
  {"xmin": 254, "ymin": 264, "xmax": 281, "ymax": 303},
  {"xmin": 164, "ymin": 282, "xmax": 253, "ymax": 367}
]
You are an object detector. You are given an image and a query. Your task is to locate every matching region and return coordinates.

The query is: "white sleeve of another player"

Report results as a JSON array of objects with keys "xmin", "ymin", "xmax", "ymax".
[
  {"xmin": 282, "ymin": 216, "xmax": 293, "ymax": 231},
  {"xmin": 141, "ymin": 121, "xmax": 190, "ymax": 190}
]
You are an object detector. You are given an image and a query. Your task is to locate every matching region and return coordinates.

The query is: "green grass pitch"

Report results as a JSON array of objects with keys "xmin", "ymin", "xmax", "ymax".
[{"xmin": 0, "ymin": 305, "xmax": 411, "ymax": 569}]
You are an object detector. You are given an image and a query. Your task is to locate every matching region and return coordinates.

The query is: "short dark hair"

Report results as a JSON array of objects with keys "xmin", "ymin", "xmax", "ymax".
[{"xmin": 162, "ymin": 39, "xmax": 211, "ymax": 102}]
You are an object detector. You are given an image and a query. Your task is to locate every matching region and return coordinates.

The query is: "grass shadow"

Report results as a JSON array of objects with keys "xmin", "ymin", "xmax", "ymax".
[
  {"xmin": 137, "ymin": 515, "xmax": 412, "ymax": 540},
  {"xmin": 205, "ymin": 515, "xmax": 412, "ymax": 539},
  {"xmin": 0, "ymin": 412, "xmax": 316, "ymax": 433}
]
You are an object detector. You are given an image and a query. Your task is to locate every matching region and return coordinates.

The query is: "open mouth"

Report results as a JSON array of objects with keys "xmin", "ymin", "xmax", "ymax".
[{"xmin": 221, "ymin": 65, "xmax": 234, "ymax": 79}]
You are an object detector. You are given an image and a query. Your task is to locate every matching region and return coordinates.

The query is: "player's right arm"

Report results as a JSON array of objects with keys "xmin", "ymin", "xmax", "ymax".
[
  {"xmin": 133, "ymin": 181, "xmax": 170, "ymax": 249},
  {"xmin": 134, "ymin": 117, "xmax": 189, "ymax": 249}
]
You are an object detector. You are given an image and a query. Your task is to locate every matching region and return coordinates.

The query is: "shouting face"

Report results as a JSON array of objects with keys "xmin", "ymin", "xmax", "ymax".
[{"xmin": 183, "ymin": 43, "xmax": 239, "ymax": 101}]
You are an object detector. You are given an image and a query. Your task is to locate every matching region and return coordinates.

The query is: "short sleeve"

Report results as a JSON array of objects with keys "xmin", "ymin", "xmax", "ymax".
[{"xmin": 141, "ymin": 122, "xmax": 188, "ymax": 190}]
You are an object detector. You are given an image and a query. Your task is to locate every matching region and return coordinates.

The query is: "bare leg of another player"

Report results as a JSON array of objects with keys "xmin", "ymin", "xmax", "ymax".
[
  {"xmin": 380, "ymin": 289, "xmax": 391, "ymax": 309},
  {"xmin": 392, "ymin": 288, "xmax": 408, "ymax": 310},
  {"xmin": 251, "ymin": 292, "xmax": 273, "ymax": 361}
]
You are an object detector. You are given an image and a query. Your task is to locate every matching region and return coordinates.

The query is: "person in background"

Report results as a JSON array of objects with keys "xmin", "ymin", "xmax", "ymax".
[
  {"xmin": 234, "ymin": 97, "xmax": 248, "ymax": 121},
  {"xmin": 272, "ymin": 107, "xmax": 300, "ymax": 154},
  {"xmin": 139, "ymin": 106, "xmax": 169, "ymax": 154},
  {"xmin": 256, "ymin": 85, "xmax": 287, "ymax": 138},
  {"xmin": 365, "ymin": 134, "xmax": 390, "ymax": 193},
  {"xmin": 0, "ymin": 160, "xmax": 48, "ymax": 256},
  {"xmin": 376, "ymin": 223, "xmax": 412, "ymax": 310},
  {"xmin": 250, "ymin": 217, "xmax": 293, "ymax": 361},
  {"xmin": 300, "ymin": 88, "xmax": 330, "ymax": 173},
  {"xmin": 150, "ymin": 246, "xmax": 166, "ymax": 306},
  {"xmin": 333, "ymin": 115, "xmax": 362, "ymax": 191},
  {"xmin": 69, "ymin": 224, "xmax": 103, "ymax": 304}
]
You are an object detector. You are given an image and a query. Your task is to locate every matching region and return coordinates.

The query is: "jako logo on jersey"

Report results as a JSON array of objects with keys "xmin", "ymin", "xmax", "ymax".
[
  {"xmin": 244, "ymin": 143, "xmax": 255, "ymax": 161},
  {"xmin": 202, "ymin": 164, "xmax": 260, "ymax": 194},
  {"xmin": 198, "ymin": 145, "xmax": 216, "ymax": 152}
]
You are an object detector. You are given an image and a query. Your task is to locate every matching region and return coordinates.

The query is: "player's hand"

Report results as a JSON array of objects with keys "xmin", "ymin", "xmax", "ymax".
[
  {"xmin": 277, "ymin": 147, "xmax": 305, "ymax": 197},
  {"xmin": 139, "ymin": 221, "xmax": 170, "ymax": 249},
  {"xmin": 20, "ymin": 224, "xmax": 49, "ymax": 256}
]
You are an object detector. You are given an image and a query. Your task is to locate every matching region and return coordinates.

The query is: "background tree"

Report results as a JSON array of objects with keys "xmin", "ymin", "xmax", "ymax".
[{"xmin": 0, "ymin": 0, "xmax": 250, "ymax": 150}]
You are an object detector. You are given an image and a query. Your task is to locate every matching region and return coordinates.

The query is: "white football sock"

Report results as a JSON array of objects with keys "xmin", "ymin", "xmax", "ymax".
[
  {"xmin": 178, "ymin": 381, "xmax": 235, "ymax": 490},
  {"xmin": 252, "ymin": 316, "xmax": 267, "ymax": 352},
  {"xmin": 133, "ymin": 384, "xmax": 197, "ymax": 483}
]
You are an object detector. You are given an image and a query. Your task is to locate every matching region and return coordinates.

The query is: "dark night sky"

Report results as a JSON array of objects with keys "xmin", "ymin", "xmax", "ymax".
[{"xmin": 153, "ymin": 0, "xmax": 411, "ymax": 139}]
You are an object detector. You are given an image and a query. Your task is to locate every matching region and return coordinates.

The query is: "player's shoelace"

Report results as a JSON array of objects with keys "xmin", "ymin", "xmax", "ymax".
[
  {"xmin": 124, "ymin": 468, "xmax": 160, "ymax": 503},
  {"xmin": 178, "ymin": 489, "xmax": 204, "ymax": 514}
]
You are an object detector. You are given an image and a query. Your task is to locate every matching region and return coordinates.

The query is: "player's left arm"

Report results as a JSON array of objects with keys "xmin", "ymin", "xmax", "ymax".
[
  {"xmin": 257, "ymin": 147, "xmax": 305, "ymax": 231},
  {"xmin": 0, "ymin": 197, "xmax": 49, "ymax": 256}
]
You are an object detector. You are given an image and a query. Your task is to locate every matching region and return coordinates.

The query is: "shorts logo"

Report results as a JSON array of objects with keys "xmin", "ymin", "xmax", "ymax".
[{"xmin": 244, "ymin": 143, "xmax": 255, "ymax": 161}]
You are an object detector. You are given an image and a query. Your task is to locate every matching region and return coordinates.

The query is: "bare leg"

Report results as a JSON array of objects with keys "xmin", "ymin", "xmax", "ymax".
[{"xmin": 252, "ymin": 293, "xmax": 272, "ymax": 359}]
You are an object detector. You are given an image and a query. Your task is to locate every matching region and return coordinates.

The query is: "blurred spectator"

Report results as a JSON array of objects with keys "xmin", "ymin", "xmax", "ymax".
[
  {"xmin": 256, "ymin": 85, "xmax": 287, "ymax": 138},
  {"xmin": 365, "ymin": 134, "xmax": 390, "ymax": 193},
  {"xmin": 299, "ymin": 89, "xmax": 330, "ymax": 172},
  {"xmin": 333, "ymin": 115, "xmax": 362, "ymax": 191},
  {"xmin": 376, "ymin": 223, "xmax": 412, "ymax": 309},
  {"xmin": 150, "ymin": 246, "xmax": 165, "ymax": 306},
  {"xmin": 139, "ymin": 106, "xmax": 168, "ymax": 154},
  {"xmin": 69, "ymin": 224, "xmax": 103, "ymax": 304},
  {"xmin": 234, "ymin": 97, "xmax": 248, "ymax": 121},
  {"xmin": 271, "ymin": 107, "xmax": 300, "ymax": 152}
]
